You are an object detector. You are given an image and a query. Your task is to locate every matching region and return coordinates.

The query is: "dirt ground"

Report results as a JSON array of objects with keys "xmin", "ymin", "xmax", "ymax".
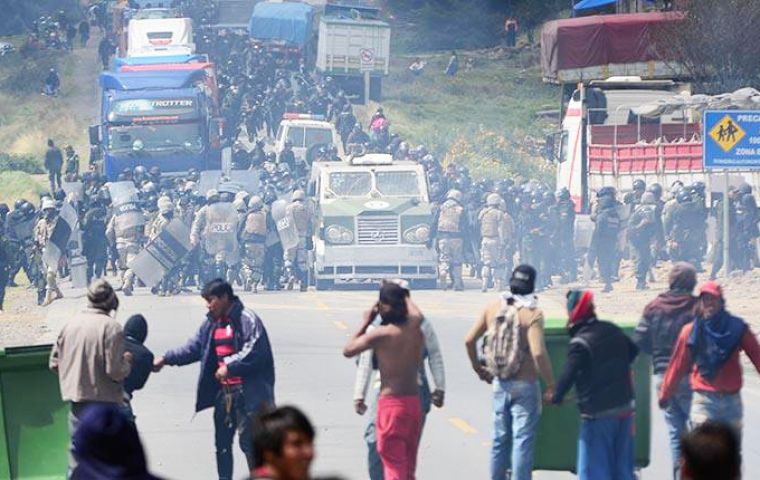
[
  {"xmin": 4, "ymin": 258, "xmax": 759, "ymax": 349},
  {"xmin": 0, "ymin": 284, "xmax": 48, "ymax": 348},
  {"xmin": 543, "ymin": 259, "xmax": 760, "ymax": 330}
]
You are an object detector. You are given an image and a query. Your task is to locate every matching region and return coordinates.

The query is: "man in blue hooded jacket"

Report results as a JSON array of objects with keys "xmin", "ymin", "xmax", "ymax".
[{"xmin": 153, "ymin": 279, "xmax": 275, "ymax": 480}]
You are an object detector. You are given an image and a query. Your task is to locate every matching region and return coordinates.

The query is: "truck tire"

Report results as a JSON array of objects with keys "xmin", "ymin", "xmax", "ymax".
[{"xmin": 315, "ymin": 279, "xmax": 334, "ymax": 291}]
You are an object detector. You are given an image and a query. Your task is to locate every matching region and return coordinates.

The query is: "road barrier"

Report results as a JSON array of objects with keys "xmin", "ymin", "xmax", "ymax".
[{"xmin": 535, "ymin": 319, "xmax": 651, "ymax": 472}]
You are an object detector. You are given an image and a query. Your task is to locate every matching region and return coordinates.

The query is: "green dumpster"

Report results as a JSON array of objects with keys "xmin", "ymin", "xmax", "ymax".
[
  {"xmin": 534, "ymin": 318, "xmax": 651, "ymax": 472},
  {"xmin": 0, "ymin": 345, "xmax": 68, "ymax": 480}
]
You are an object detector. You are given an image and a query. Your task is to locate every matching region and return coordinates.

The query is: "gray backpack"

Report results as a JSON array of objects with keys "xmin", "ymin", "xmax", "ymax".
[{"xmin": 483, "ymin": 298, "xmax": 526, "ymax": 379}]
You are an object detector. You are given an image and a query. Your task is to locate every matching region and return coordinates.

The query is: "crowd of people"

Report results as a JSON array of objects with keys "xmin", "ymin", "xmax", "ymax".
[
  {"xmin": 48, "ymin": 265, "xmax": 752, "ymax": 480},
  {"xmin": 3, "ymin": 3, "xmax": 758, "ymax": 478},
  {"xmin": 8, "ymin": 0, "xmax": 760, "ymax": 313}
]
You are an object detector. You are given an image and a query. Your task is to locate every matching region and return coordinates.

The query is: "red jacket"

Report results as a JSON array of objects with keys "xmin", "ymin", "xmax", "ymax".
[{"xmin": 659, "ymin": 322, "xmax": 760, "ymax": 401}]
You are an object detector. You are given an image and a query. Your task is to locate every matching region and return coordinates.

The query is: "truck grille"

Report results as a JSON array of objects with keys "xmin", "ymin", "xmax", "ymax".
[{"xmin": 357, "ymin": 216, "xmax": 399, "ymax": 245}]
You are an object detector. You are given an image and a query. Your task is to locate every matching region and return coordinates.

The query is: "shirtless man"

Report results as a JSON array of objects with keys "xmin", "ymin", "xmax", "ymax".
[{"xmin": 343, "ymin": 281, "xmax": 425, "ymax": 480}]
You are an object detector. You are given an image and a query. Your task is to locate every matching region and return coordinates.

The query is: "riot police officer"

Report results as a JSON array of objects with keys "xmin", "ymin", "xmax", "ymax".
[
  {"xmin": 81, "ymin": 195, "xmax": 108, "ymax": 284},
  {"xmin": 106, "ymin": 187, "xmax": 147, "ymax": 296},
  {"xmin": 478, "ymin": 193, "xmax": 508, "ymax": 292},
  {"xmin": 627, "ymin": 192, "xmax": 658, "ymax": 290},
  {"xmin": 240, "ymin": 196, "xmax": 267, "ymax": 293},
  {"xmin": 433, "ymin": 189, "xmax": 467, "ymax": 291},
  {"xmin": 284, "ymin": 190, "xmax": 311, "ymax": 292},
  {"xmin": 555, "ymin": 188, "xmax": 576, "ymax": 283},
  {"xmin": 191, "ymin": 189, "xmax": 240, "ymax": 284},
  {"xmin": 668, "ymin": 188, "xmax": 707, "ymax": 271},
  {"xmin": 263, "ymin": 187, "xmax": 284, "ymax": 290},
  {"xmin": 590, "ymin": 190, "xmax": 621, "ymax": 292},
  {"xmin": 36, "ymin": 199, "xmax": 63, "ymax": 306},
  {"xmin": 147, "ymin": 196, "xmax": 177, "ymax": 295}
]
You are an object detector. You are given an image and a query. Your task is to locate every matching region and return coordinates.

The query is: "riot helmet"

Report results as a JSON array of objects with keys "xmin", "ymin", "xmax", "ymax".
[
  {"xmin": 446, "ymin": 189, "xmax": 463, "ymax": 203},
  {"xmin": 486, "ymin": 193, "xmax": 502, "ymax": 207},
  {"xmin": 248, "ymin": 195, "xmax": 263, "ymax": 211}
]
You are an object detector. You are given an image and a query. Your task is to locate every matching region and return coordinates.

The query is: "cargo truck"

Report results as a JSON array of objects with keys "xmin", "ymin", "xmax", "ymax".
[
  {"xmin": 545, "ymin": 77, "xmax": 760, "ymax": 249},
  {"xmin": 316, "ymin": 2, "xmax": 391, "ymax": 101},
  {"xmin": 90, "ymin": 68, "xmax": 223, "ymax": 181},
  {"xmin": 248, "ymin": 1, "xmax": 316, "ymax": 64}
]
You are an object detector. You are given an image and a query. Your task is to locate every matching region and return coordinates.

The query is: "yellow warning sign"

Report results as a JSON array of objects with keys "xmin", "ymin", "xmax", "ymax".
[{"xmin": 709, "ymin": 115, "xmax": 745, "ymax": 153}]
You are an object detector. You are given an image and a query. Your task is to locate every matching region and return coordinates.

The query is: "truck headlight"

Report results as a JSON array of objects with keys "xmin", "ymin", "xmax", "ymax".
[
  {"xmin": 325, "ymin": 225, "xmax": 354, "ymax": 245},
  {"xmin": 403, "ymin": 224, "xmax": 430, "ymax": 244}
]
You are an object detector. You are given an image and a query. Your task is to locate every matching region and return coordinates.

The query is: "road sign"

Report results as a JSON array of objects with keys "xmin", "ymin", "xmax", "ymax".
[
  {"xmin": 360, "ymin": 48, "xmax": 375, "ymax": 72},
  {"xmin": 704, "ymin": 110, "xmax": 760, "ymax": 169}
]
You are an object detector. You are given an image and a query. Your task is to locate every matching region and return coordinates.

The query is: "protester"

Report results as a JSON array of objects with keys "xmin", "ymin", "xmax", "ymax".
[
  {"xmin": 44, "ymin": 138, "xmax": 63, "ymax": 192},
  {"xmin": 408, "ymin": 58, "xmax": 425, "ymax": 76},
  {"xmin": 353, "ymin": 279, "xmax": 445, "ymax": 480},
  {"xmin": 251, "ymin": 406, "xmax": 316, "ymax": 480},
  {"xmin": 72, "ymin": 403, "xmax": 164, "ymax": 480},
  {"xmin": 679, "ymin": 421, "xmax": 741, "ymax": 480},
  {"xmin": 153, "ymin": 279, "xmax": 275, "ymax": 480},
  {"xmin": 43, "ymin": 67, "xmax": 60, "ymax": 96},
  {"xmin": 659, "ymin": 281, "xmax": 760, "ymax": 438},
  {"xmin": 98, "ymin": 35, "xmax": 114, "ymax": 70},
  {"xmin": 445, "ymin": 51, "xmax": 459, "ymax": 77},
  {"xmin": 343, "ymin": 281, "xmax": 426, "ymax": 480},
  {"xmin": 552, "ymin": 290, "xmax": 638, "ymax": 480},
  {"xmin": 464, "ymin": 264, "xmax": 554, "ymax": 480},
  {"xmin": 123, "ymin": 314, "xmax": 155, "ymax": 423},
  {"xmin": 635, "ymin": 262, "xmax": 698, "ymax": 479},
  {"xmin": 49, "ymin": 279, "xmax": 132, "ymax": 477}
]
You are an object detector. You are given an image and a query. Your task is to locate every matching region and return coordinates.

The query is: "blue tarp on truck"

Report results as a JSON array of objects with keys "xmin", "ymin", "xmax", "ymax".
[{"xmin": 248, "ymin": 1, "xmax": 314, "ymax": 46}]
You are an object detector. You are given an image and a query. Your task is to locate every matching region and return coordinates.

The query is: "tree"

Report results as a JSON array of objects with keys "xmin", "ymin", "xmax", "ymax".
[{"xmin": 656, "ymin": 0, "xmax": 760, "ymax": 93}]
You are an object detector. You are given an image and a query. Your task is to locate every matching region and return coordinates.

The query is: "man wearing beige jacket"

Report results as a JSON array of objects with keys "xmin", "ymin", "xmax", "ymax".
[{"xmin": 50, "ymin": 279, "xmax": 132, "ymax": 477}]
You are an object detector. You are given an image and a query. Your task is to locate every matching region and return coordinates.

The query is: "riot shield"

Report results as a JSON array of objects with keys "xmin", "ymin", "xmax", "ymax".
[
  {"xmin": 229, "ymin": 169, "xmax": 261, "ymax": 195},
  {"xmin": 200, "ymin": 170, "xmax": 262, "ymax": 197},
  {"xmin": 109, "ymin": 181, "xmax": 145, "ymax": 231},
  {"xmin": 43, "ymin": 202, "xmax": 79, "ymax": 269},
  {"xmin": 11, "ymin": 216, "xmax": 36, "ymax": 242},
  {"xmin": 62, "ymin": 181, "xmax": 84, "ymax": 203},
  {"xmin": 217, "ymin": 181, "xmax": 242, "ymax": 196},
  {"xmin": 271, "ymin": 199, "xmax": 299, "ymax": 251},
  {"xmin": 128, "ymin": 219, "xmax": 191, "ymax": 289},
  {"xmin": 203, "ymin": 202, "xmax": 240, "ymax": 265},
  {"xmin": 198, "ymin": 171, "xmax": 223, "ymax": 197}
]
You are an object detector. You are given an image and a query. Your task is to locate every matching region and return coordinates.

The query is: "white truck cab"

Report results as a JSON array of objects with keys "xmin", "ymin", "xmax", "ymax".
[{"xmin": 275, "ymin": 113, "xmax": 345, "ymax": 165}]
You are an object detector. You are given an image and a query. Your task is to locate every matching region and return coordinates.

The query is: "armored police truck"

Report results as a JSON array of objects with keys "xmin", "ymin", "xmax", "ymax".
[{"xmin": 308, "ymin": 153, "xmax": 437, "ymax": 289}]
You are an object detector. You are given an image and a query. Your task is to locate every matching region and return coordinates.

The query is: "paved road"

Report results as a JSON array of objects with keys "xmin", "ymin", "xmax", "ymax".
[{"xmin": 43, "ymin": 284, "xmax": 760, "ymax": 479}]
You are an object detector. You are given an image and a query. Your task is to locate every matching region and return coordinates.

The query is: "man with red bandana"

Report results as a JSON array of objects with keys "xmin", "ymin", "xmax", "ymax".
[{"xmin": 551, "ymin": 290, "xmax": 639, "ymax": 480}]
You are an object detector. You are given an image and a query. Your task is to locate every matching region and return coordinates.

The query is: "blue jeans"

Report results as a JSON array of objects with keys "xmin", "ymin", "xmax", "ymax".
[
  {"xmin": 690, "ymin": 390, "xmax": 743, "ymax": 438},
  {"xmin": 655, "ymin": 373, "xmax": 692, "ymax": 478},
  {"xmin": 213, "ymin": 387, "xmax": 254, "ymax": 480},
  {"xmin": 490, "ymin": 379, "xmax": 541, "ymax": 480},
  {"xmin": 577, "ymin": 414, "xmax": 635, "ymax": 480}
]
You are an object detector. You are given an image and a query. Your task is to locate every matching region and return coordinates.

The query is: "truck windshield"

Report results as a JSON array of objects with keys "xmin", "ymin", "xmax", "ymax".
[
  {"xmin": 328, "ymin": 172, "xmax": 372, "ymax": 197},
  {"xmin": 375, "ymin": 171, "xmax": 420, "ymax": 196},
  {"xmin": 107, "ymin": 122, "xmax": 203, "ymax": 154},
  {"xmin": 305, "ymin": 128, "xmax": 333, "ymax": 149}
]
